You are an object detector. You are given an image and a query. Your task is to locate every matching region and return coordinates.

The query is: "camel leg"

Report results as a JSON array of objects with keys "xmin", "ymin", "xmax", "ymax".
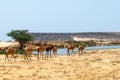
[
  {"xmin": 45, "ymin": 52, "xmax": 46, "ymax": 59},
  {"xmin": 50, "ymin": 50, "xmax": 52, "ymax": 58},
  {"xmin": 47, "ymin": 52, "xmax": 49, "ymax": 58},
  {"xmin": 29, "ymin": 53, "xmax": 32, "ymax": 60},
  {"xmin": 45, "ymin": 51, "xmax": 49, "ymax": 59},
  {"xmin": 37, "ymin": 50, "xmax": 39, "ymax": 60},
  {"xmin": 24, "ymin": 52, "xmax": 27, "ymax": 60},
  {"xmin": 30, "ymin": 56, "xmax": 32, "ymax": 60},
  {"xmin": 54, "ymin": 52, "xmax": 57, "ymax": 57},
  {"xmin": 7, "ymin": 55, "xmax": 9, "ymax": 61},
  {"xmin": 44, "ymin": 52, "xmax": 46, "ymax": 59},
  {"xmin": 55, "ymin": 52, "xmax": 57, "ymax": 56},
  {"xmin": 37, "ymin": 53, "xmax": 40, "ymax": 60},
  {"xmin": 81, "ymin": 50, "xmax": 83, "ymax": 55},
  {"xmin": 11, "ymin": 54, "xmax": 16, "ymax": 61},
  {"xmin": 53, "ymin": 52, "xmax": 55, "ymax": 57},
  {"xmin": 11, "ymin": 54, "xmax": 13, "ymax": 61},
  {"xmin": 5, "ymin": 54, "xmax": 9, "ymax": 61},
  {"xmin": 78, "ymin": 50, "xmax": 80, "ymax": 56},
  {"xmin": 24, "ymin": 54, "xmax": 27, "ymax": 60},
  {"xmin": 68, "ymin": 50, "xmax": 70, "ymax": 56},
  {"xmin": 40, "ymin": 52, "xmax": 43, "ymax": 59},
  {"xmin": 72, "ymin": 50, "xmax": 74, "ymax": 56},
  {"xmin": 4, "ymin": 52, "xmax": 6, "ymax": 61},
  {"xmin": 25, "ymin": 53, "xmax": 28, "ymax": 60},
  {"xmin": 41, "ymin": 52, "xmax": 44, "ymax": 59},
  {"xmin": 67, "ymin": 50, "xmax": 70, "ymax": 56}
]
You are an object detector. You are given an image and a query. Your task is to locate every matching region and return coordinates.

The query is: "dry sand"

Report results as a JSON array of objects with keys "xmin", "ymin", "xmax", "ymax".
[
  {"xmin": 72, "ymin": 36, "xmax": 100, "ymax": 41},
  {"xmin": 0, "ymin": 49, "xmax": 120, "ymax": 80},
  {"xmin": 0, "ymin": 42, "xmax": 19, "ymax": 48}
]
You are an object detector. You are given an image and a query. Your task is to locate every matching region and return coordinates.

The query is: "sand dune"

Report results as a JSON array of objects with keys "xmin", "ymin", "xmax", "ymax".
[{"xmin": 0, "ymin": 49, "xmax": 120, "ymax": 80}]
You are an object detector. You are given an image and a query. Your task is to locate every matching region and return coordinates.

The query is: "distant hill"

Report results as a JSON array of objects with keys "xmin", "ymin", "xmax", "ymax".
[{"xmin": 30, "ymin": 32, "xmax": 120, "ymax": 41}]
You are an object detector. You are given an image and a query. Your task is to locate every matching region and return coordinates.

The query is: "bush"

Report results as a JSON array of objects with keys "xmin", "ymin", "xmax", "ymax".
[
  {"xmin": 0, "ymin": 52, "xmax": 4, "ymax": 54},
  {"xmin": 16, "ymin": 49, "xmax": 24, "ymax": 54}
]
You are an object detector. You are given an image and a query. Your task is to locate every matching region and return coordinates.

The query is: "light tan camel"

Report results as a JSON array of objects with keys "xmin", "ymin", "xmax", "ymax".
[{"xmin": 24, "ymin": 45, "xmax": 34, "ymax": 60}]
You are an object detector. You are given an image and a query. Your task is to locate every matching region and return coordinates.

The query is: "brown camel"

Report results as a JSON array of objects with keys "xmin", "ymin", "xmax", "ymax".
[
  {"xmin": 53, "ymin": 46, "xmax": 58, "ymax": 57},
  {"xmin": 36, "ymin": 45, "xmax": 45, "ymax": 59},
  {"xmin": 78, "ymin": 45, "xmax": 85, "ymax": 55},
  {"xmin": 4, "ymin": 47, "xmax": 16, "ymax": 61},
  {"xmin": 24, "ymin": 45, "xmax": 34, "ymax": 60},
  {"xmin": 67, "ymin": 44, "xmax": 75, "ymax": 56}
]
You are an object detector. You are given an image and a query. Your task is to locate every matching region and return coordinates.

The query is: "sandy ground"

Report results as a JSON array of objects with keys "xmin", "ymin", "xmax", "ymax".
[
  {"xmin": 0, "ymin": 49, "xmax": 120, "ymax": 80},
  {"xmin": 72, "ymin": 36, "xmax": 100, "ymax": 41},
  {"xmin": 0, "ymin": 42, "xmax": 19, "ymax": 48}
]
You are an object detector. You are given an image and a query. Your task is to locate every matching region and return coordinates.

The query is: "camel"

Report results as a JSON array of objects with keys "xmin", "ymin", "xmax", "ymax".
[
  {"xmin": 45, "ymin": 44, "xmax": 54, "ymax": 58},
  {"xmin": 53, "ymin": 46, "xmax": 58, "ymax": 57},
  {"xmin": 78, "ymin": 45, "xmax": 85, "ymax": 55},
  {"xmin": 4, "ymin": 47, "xmax": 17, "ymax": 61},
  {"xmin": 36, "ymin": 45, "xmax": 45, "ymax": 59},
  {"xmin": 67, "ymin": 44, "xmax": 75, "ymax": 56},
  {"xmin": 23, "ymin": 45, "xmax": 34, "ymax": 60}
]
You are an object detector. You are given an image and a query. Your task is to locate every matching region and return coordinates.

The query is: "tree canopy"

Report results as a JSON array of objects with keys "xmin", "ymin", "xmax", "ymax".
[{"xmin": 7, "ymin": 30, "xmax": 34, "ymax": 49}]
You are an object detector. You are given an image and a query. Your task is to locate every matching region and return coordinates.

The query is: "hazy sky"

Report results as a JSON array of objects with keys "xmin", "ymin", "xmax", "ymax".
[{"xmin": 0, "ymin": 0, "xmax": 120, "ymax": 41}]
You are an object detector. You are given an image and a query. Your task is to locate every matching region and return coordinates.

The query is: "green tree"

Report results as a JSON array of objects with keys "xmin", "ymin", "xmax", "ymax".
[{"xmin": 7, "ymin": 30, "xmax": 34, "ymax": 50}]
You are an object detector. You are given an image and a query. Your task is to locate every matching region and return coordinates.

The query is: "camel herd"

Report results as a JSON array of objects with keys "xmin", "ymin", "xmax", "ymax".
[{"xmin": 0, "ymin": 42, "xmax": 85, "ymax": 61}]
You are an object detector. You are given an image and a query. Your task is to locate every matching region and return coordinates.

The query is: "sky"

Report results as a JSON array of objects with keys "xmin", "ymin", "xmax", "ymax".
[{"xmin": 0, "ymin": 0, "xmax": 120, "ymax": 41}]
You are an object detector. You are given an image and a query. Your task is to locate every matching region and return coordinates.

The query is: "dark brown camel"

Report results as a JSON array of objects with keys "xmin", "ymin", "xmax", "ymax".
[{"xmin": 45, "ymin": 44, "xmax": 54, "ymax": 58}]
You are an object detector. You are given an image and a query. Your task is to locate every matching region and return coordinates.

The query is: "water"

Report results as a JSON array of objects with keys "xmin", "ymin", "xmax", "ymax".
[
  {"xmin": 57, "ymin": 45, "xmax": 120, "ymax": 55},
  {"xmin": 85, "ymin": 45, "xmax": 120, "ymax": 50},
  {"xmin": 33, "ymin": 45, "xmax": 120, "ymax": 55}
]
